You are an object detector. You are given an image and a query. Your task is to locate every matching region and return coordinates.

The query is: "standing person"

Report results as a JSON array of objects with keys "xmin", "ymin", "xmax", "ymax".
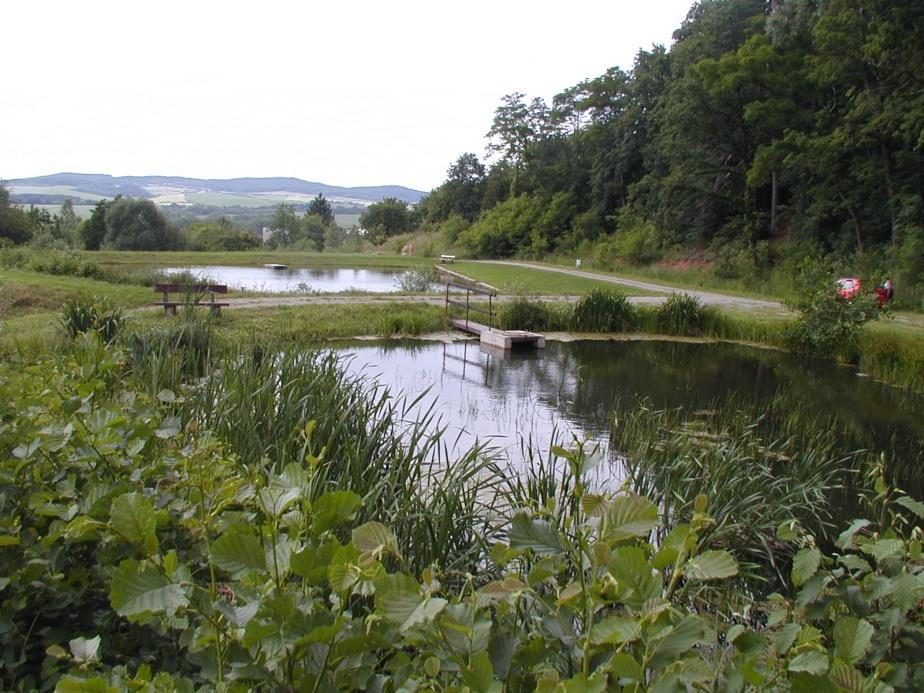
[{"xmin": 884, "ymin": 278, "xmax": 894, "ymax": 300}]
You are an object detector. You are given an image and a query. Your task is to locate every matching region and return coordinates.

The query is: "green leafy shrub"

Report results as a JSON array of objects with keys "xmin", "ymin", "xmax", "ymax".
[
  {"xmin": 593, "ymin": 216, "xmax": 662, "ymax": 267},
  {"xmin": 654, "ymin": 292, "xmax": 717, "ymax": 336},
  {"xmin": 784, "ymin": 262, "xmax": 884, "ymax": 361},
  {"xmin": 498, "ymin": 296, "xmax": 568, "ymax": 331},
  {"xmin": 393, "ymin": 268, "xmax": 437, "ymax": 293},
  {"xmin": 1, "ymin": 333, "xmax": 921, "ymax": 690},
  {"xmin": 59, "ymin": 296, "xmax": 124, "ymax": 342},
  {"xmin": 569, "ymin": 288, "xmax": 636, "ymax": 332}
]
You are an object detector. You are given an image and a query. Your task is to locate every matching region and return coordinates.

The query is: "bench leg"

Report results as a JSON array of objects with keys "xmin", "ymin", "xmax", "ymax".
[
  {"xmin": 164, "ymin": 305, "xmax": 177, "ymax": 316},
  {"xmin": 210, "ymin": 305, "xmax": 221, "ymax": 317}
]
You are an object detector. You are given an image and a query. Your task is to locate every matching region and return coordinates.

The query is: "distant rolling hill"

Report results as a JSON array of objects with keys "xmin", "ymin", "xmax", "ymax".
[{"xmin": 6, "ymin": 173, "xmax": 427, "ymax": 208}]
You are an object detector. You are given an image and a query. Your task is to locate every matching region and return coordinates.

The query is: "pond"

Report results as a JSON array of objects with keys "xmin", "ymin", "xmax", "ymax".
[
  {"xmin": 165, "ymin": 265, "xmax": 411, "ymax": 293},
  {"xmin": 334, "ymin": 338, "xmax": 924, "ymax": 495}
]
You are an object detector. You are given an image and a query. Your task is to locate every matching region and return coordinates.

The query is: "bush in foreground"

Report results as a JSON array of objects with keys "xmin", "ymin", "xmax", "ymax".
[{"xmin": 0, "ymin": 335, "xmax": 921, "ymax": 690}]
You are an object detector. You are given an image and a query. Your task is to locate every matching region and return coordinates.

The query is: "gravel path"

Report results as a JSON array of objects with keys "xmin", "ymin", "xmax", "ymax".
[
  {"xmin": 136, "ymin": 263, "xmax": 787, "ymax": 313},
  {"xmin": 479, "ymin": 260, "xmax": 785, "ymax": 311}
]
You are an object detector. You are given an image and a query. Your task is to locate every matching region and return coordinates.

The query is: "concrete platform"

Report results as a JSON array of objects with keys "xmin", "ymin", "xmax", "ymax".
[{"xmin": 450, "ymin": 319, "xmax": 545, "ymax": 350}]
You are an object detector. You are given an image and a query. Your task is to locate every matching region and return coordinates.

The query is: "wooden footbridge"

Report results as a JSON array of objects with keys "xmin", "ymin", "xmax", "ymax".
[{"xmin": 436, "ymin": 266, "xmax": 545, "ymax": 350}]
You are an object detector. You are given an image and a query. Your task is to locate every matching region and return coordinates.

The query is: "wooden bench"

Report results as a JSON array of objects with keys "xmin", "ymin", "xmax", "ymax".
[
  {"xmin": 439, "ymin": 254, "xmax": 456, "ymax": 263},
  {"xmin": 154, "ymin": 283, "xmax": 229, "ymax": 316}
]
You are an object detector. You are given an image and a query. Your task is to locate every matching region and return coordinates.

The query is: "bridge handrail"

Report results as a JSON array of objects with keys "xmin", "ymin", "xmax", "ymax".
[{"xmin": 435, "ymin": 266, "xmax": 497, "ymax": 296}]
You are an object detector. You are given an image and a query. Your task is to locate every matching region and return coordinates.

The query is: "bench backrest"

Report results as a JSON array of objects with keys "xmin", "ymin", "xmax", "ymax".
[{"xmin": 154, "ymin": 283, "xmax": 228, "ymax": 294}]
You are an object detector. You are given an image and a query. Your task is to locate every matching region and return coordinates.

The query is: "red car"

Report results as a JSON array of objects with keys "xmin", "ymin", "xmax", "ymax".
[{"xmin": 837, "ymin": 277, "xmax": 861, "ymax": 299}]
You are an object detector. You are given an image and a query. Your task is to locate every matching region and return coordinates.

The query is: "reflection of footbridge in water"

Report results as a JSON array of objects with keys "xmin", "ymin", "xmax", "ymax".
[{"xmin": 436, "ymin": 265, "xmax": 545, "ymax": 351}]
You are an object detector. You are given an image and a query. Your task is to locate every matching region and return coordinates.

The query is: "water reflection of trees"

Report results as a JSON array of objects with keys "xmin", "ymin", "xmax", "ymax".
[{"xmin": 334, "ymin": 339, "xmax": 924, "ymax": 496}]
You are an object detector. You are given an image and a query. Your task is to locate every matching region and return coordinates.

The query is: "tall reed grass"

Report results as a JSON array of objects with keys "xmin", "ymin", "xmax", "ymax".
[
  {"xmin": 611, "ymin": 395, "xmax": 864, "ymax": 585},
  {"xmin": 128, "ymin": 336, "xmax": 505, "ymax": 575},
  {"xmin": 569, "ymin": 288, "xmax": 635, "ymax": 332}
]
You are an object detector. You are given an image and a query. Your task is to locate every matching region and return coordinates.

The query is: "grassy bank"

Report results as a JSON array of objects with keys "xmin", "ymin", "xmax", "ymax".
[
  {"xmin": 449, "ymin": 261, "xmax": 667, "ymax": 297},
  {"xmin": 91, "ymin": 249, "xmax": 435, "ymax": 270},
  {"xmin": 5, "ymin": 253, "xmax": 924, "ymax": 391}
]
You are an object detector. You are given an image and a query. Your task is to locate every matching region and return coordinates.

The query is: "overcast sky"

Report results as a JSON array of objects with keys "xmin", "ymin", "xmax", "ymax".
[{"xmin": 2, "ymin": 0, "xmax": 694, "ymax": 192}]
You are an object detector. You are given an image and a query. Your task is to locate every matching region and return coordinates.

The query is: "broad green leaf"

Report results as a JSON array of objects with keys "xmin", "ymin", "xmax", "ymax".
[
  {"xmin": 264, "ymin": 535, "xmax": 293, "ymax": 578},
  {"xmin": 609, "ymin": 653, "xmax": 644, "ymax": 682},
  {"xmin": 609, "ymin": 546, "xmax": 661, "ymax": 610},
  {"xmin": 210, "ymin": 527, "xmax": 267, "ymax": 577},
  {"xmin": 440, "ymin": 602, "xmax": 491, "ymax": 655},
  {"xmin": 40, "ymin": 423, "xmax": 74, "ymax": 452},
  {"xmin": 861, "ymin": 538, "xmax": 903, "ymax": 562},
  {"xmin": 589, "ymin": 615, "xmax": 640, "ymax": 645},
  {"xmin": 791, "ymin": 547, "xmax": 821, "ymax": 587},
  {"xmin": 838, "ymin": 554, "xmax": 871, "ymax": 573},
  {"xmin": 795, "ymin": 574, "xmax": 825, "ymax": 607},
  {"xmin": 652, "ymin": 525, "xmax": 692, "ymax": 570},
  {"xmin": 376, "ymin": 573, "xmax": 422, "ymax": 626},
  {"xmin": 46, "ymin": 644, "xmax": 67, "ymax": 659},
  {"xmin": 259, "ymin": 487, "xmax": 301, "ymax": 518},
  {"xmin": 488, "ymin": 628, "xmax": 517, "ymax": 681},
  {"xmin": 774, "ymin": 623, "xmax": 801, "ymax": 656},
  {"xmin": 607, "ymin": 494, "xmax": 658, "ymax": 540},
  {"xmin": 776, "ymin": 520, "xmax": 799, "ymax": 542},
  {"xmin": 155, "ymin": 417, "xmax": 181, "ymax": 439},
  {"xmin": 580, "ymin": 493, "xmax": 609, "ymax": 518},
  {"xmin": 290, "ymin": 541, "xmax": 337, "ymax": 584},
  {"xmin": 353, "ymin": 522, "xmax": 400, "ymax": 559},
  {"xmin": 649, "ymin": 615, "xmax": 708, "ymax": 669},
  {"xmin": 214, "ymin": 601, "xmax": 259, "ymax": 628},
  {"xmin": 833, "ymin": 616, "xmax": 874, "ymax": 665},
  {"xmin": 110, "ymin": 560, "xmax": 187, "ymax": 620},
  {"xmin": 313, "ymin": 490, "xmax": 362, "ymax": 531},
  {"xmin": 726, "ymin": 624, "xmax": 746, "ymax": 643},
  {"xmin": 0, "ymin": 535, "xmax": 20, "ymax": 546},
  {"xmin": 836, "ymin": 519, "xmax": 871, "ymax": 550},
  {"xmin": 328, "ymin": 562, "xmax": 361, "ymax": 593},
  {"xmin": 402, "ymin": 596, "xmax": 448, "ymax": 632},
  {"xmin": 424, "ymin": 656, "xmax": 441, "ymax": 677},
  {"xmin": 55, "ymin": 676, "xmax": 119, "ymax": 692},
  {"xmin": 69, "ymin": 635, "xmax": 100, "ymax": 663},
  {"xmin": 558, "ymin": 581, "xmax": 582, "ymax": 605},
  {"xmin": 787, "ymin": 650, "xmax": 829, "ymax": 675},
  {"xmin": 896, "ymin": 496, "xmax": 924, "ymax": 519},
  {"xmin": 683, "ymin": 550, "xmax": 738, "ymax": 581},
  {"xmin": 526, "ymin": 556, "xmax": 562, "ymax": 585},
  {"xmin": 508, "ymin": 513, "xmax": 563, "ymax": 555},
  {"xmin": 828, "ymin": 661, "xmax": 866, "ymax": 693},
  {"xmin": 890, "ymin": 572, "xmax": 921, "ymax": 612},
  {"xmin": 789, "ymin": 672, "xmax": 837, "ymax": 693},
  {"xmin": 460, "ymin": 650, "xmax": 497, "ymax": 693},
  {"xmin": 109, "ymin": 492, "xmax": 157, "ymax": 550},
  {"xmin": 559, "ymin": 672, "xmax": 607, "ymax": 693},
  {"xmin": 479, "ymin": 578, "xmax": 529, "ymax": 603}
]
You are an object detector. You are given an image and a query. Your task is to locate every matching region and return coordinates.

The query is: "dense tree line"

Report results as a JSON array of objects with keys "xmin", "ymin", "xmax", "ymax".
[{"xmin": 417, "ymin": 0, "xmax": 924, "ymax": 291}]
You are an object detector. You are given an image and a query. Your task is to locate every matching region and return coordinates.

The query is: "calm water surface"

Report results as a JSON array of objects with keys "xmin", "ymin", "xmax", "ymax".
[
  {"xmin": 168, "ymin": 266, "xmax": 406, "ymax": 293},
  {"xmin": 333, "ymin": 339, "xmax": 924, "ymax": 491}
]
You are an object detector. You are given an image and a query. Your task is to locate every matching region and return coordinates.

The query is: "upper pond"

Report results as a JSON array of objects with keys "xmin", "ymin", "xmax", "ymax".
[
  {"xmin": 333, "ymin": 338, "xmax": 924, "ymax": 492},
  {"xmin": 167, "ymin": 265, "xmax": 408, "ymax": 293}
]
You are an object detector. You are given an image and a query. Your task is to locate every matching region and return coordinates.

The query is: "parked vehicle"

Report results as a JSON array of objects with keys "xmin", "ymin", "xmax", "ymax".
[{"xmin": 837, "ymin": 277, "xmax": 862, "ymax": 299}]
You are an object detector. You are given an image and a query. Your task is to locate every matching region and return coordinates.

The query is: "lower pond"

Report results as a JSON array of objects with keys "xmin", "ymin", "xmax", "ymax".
[
  {"xmin": 166, "ymin": 265, "xmax": 409, "ymax": 293},
  {"xmin": 333, "ymin": 338, "xmax": 924, "ymax": 495}
]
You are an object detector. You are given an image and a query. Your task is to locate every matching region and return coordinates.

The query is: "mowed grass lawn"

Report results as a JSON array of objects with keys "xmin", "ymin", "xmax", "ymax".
[
  {"xmin": 92, "ymin": 250, "xmax": 435, "ymax": 271},
  {"xmin": 448, "ymin": 261, "xmax": 667, "ymax": 297}
]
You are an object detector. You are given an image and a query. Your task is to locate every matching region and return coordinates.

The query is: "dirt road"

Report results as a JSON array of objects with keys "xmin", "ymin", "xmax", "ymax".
[
  {"xmin": 479, "ymin": 260, "xmax": 785, "ymax": 311},
  {"xmin": 147, "ymin": 262, "xmax": 786, "ymax": 313}
]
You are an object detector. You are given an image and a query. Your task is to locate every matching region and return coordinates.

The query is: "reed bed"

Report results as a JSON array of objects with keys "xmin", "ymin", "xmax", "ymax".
[
  {"xmin": 611, "ymin": 394, "xmax": 864, "ymax": 585},
  {"xmin": 124, "ymin": 325, "xmax": 506, "ymax": 575}
]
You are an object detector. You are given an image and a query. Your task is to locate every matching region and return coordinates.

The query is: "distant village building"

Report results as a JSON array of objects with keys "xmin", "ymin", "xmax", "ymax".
[{"xmin": 262, "ymin": 227, "xmax": 274, "ymax": 244}]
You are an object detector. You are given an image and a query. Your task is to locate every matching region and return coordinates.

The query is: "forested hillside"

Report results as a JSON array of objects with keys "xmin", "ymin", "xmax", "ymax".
[{"xmin": 418, "ymin": 0, "xmax": 924, "ymax": 296}]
